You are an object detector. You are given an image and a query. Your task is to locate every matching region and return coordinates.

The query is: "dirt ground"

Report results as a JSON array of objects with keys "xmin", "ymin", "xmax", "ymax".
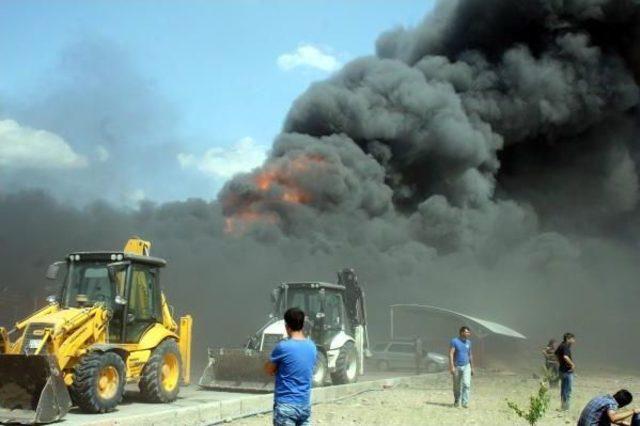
[{"xmin": 234, "ymin": 370, "xmax": 640, "ymax": 425}]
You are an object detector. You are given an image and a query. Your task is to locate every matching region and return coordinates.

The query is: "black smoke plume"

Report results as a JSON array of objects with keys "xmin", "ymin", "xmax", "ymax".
[{"xmin": 218, "ymin": 0, "xmax": 640, "ymax": 365}]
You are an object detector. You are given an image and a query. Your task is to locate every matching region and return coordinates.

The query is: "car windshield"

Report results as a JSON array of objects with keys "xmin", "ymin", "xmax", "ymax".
[
  {"xmin": 388, "ymin": 343, "xmax": 414, "ymax": 353},
  {"xmin": 62, "ymin": 261, "xmax": 123, "ymax": 310},
  {"xmin": 373, "ymin": 343, "xmax": 388, "ymax": 351}
]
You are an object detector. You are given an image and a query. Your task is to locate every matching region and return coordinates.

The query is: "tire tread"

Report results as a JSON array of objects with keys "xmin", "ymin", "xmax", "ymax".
[
  {"xmin": 70, "ymin": 352, "xmax": 125, "ymax": 413},
  {"xmin": 139, "ymin": 339, "xmax": 181, "ymax": 403}
]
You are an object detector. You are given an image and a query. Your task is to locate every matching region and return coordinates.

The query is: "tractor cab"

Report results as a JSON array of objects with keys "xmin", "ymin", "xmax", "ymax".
[
  {"xmin": 271, "ymin": 282, "xmax": 350, "ymax": 345},
  {"xmin": 48, "ymin": 251, "xmax": 167, "ymax": 344}
]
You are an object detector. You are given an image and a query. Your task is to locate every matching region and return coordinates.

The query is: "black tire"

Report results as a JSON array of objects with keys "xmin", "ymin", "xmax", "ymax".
[
  {"xmin": 330, "ymin": 341, "xmax": 358, "ymax": 385},
  {"xmin": 377, "ymin": 360, "xmax": 390, "ymax": 372},
  {"xmin": 70, "ymin": 351, "xmax": 126, "ymax": 413},
  {"xmin": 139, "ymin": 339, "xmax": 182, "ymax": 403},
  {"xmin": 312, "ymin": 351, "xmax": 328, "ymax": 387}
]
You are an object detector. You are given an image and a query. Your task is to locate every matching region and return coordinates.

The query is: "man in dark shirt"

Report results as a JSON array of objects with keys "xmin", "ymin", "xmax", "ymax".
[
  {"xmin": 578, "ymin": 389, "xmax": 640, "ymax": 425},
  {"xmin": 555, "ymin": 332, "xmax": 576, "ymax": 411}
]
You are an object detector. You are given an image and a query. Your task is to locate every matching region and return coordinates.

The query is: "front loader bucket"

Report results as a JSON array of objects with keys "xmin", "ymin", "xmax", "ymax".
[
  {"xmin": 0, "ymin": 355, "xmax": 72, "ymax": 424},
  {"xmin": 199, "ymin": 348, "xmax": 274, "ymax": 392}
]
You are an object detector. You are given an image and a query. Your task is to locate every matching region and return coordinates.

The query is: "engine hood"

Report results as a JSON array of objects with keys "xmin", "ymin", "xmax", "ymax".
[{"xmin": 20, "ymin": 306, "xmax": 102, "ymax": 334}]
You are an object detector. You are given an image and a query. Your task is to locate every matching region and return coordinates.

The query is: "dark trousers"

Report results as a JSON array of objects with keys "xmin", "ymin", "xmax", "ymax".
[
  {"xmin": 545, "ymin": 361, "xmax": 559, "ymax": 387},
  {"xmin": 632, "ymin": 413, "xmax": 640, "ymax": 426}
]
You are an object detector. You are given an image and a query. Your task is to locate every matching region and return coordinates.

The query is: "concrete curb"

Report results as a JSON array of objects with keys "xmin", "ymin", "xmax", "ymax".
[{"xmin": 68, "ymin": 375, "xmax": 432, "ymax": 426}]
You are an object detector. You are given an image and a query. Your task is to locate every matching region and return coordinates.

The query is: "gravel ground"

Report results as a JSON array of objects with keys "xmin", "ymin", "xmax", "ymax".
[{"xmin": 234, "ymin": 370, "xmax": 640, "ymax": 425}]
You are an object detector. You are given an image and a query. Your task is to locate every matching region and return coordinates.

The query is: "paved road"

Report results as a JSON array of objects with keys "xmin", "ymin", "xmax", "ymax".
[{"xmin": 60, "ymin": 371, "xmax": 415, "ymax": 425}]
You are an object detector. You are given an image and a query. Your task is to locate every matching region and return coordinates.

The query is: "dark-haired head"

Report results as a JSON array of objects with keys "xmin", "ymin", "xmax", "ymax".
[
  {"xmin": 284, "ymin": 307, "xmax": 305, "ymax": 332},
  {"xmin": 547, "ymin": 339, "xmax": 556, "ymax": 347},
  {"xmin": 563, "ymin": 333, "xmax": 575, "ymax": 343},
  {"xmin": 613, "ymin": 389, "xmax": 633, "ymax": 408},
  {"xmin": 459, "ymin": 326, "xmax": 471, "ymax": 337}
]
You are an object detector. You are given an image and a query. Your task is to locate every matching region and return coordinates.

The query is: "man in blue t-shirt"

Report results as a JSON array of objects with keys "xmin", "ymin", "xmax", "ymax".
[
  {"xmin": 449, "ymin": 326, "xmax": 474, "ymax": 408},
  {"xmin": 265, "ymin": 307, "xmax": 317, "ymax": 426}
]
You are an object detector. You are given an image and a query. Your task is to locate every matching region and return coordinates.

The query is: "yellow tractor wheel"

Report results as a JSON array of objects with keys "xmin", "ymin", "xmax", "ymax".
[
  {"xmin": 70, "ymin": 352, "xmax": 126, "ymax": 413},
  {"xmin": 139, "ymin": 339, "xmax": 182, "ymax": 403}
]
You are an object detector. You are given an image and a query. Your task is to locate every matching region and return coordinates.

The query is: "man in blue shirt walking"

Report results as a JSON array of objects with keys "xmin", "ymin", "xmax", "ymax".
[
  {"xmin": 265, "ymin": 307, "xmax": 317, "ymax": 426},
  {"xmin": 449, "ymin": 326, "xmax": 474, "ymax": 408}
]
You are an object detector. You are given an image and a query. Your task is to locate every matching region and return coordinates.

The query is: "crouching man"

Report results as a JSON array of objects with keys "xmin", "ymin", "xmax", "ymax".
[
  {"xmin": 265, "ymin": 307, "xmax": 317, "ymax": 426},
  {"xmin": 578, "ymin": 389, "xmax": 640, "ymax": 426}
]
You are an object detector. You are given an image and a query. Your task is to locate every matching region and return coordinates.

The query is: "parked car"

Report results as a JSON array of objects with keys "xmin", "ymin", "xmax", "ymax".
[{"xmin": 369, "ymin": 341, "xmax": 448, "ymax": 373}]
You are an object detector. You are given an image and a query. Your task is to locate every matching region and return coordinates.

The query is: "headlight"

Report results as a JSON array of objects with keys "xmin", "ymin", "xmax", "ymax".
[{"xmin": 27, "ymin": 339, "xmax": 42, "ymax": 349}]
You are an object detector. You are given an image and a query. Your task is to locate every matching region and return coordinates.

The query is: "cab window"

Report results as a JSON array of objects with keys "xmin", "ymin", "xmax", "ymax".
[
  {"xmin": 124, "ymin": 265, "xmax": 161, "ymax": 343},
  {"xmin": 324, "ymin": 292, "xmax": 344, "ymax": 328},
  {"xmin": 287, "ymin": 289, "xmax": 322, "ymax": 319},
  {"xmin": 128, "ymin": 266, "xmax": 161, "ymax": 321},
  {"xmin": 64, "ymin": 262, "xmax": 114, "ymax": 310}
]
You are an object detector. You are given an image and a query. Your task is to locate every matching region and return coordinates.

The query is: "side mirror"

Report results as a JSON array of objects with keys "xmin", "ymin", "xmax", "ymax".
[
  {"xmin": 45, "ymin": 262, "xmax": 65, "ymax": 280},
  {"xmin": 114, "ymin": 295, "xmax": 127, "ymax": 306},
  {"xmin": 46, "ymin": 295, "xmax": 58, "ymax": 305},
  {"xmin": 270, "ymin": 288, "xmax": 280, "ymax": 305}
]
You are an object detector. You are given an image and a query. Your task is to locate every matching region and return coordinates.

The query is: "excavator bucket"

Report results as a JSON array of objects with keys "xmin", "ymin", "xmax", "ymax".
[
  {"xmin": 199, "ymin": 348, "xmax": 274, "ymax": 392},
  {"xmin": 0, "ymin": 355, "xmax": 72, "ymax": 424}
]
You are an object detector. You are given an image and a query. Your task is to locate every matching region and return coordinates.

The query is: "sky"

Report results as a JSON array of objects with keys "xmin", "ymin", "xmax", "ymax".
[{"xmin": 0, "ymin": 0, "xmax": 434, "ymax": 205}]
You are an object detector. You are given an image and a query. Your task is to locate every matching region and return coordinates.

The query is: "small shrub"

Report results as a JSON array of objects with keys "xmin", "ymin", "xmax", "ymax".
[{"xmin": 506, "ymin": 381, "xmax": 551, "ymax": 425}]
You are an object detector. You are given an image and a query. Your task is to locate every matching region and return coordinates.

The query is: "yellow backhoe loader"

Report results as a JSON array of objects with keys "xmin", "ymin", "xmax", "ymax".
[{"xmin": 0, "ymin": 238, "xmax": 192, "ymax": 424}]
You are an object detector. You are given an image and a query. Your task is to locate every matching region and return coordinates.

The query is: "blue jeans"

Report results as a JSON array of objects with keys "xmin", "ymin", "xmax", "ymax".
[
  {"xmin": 632, "ymin": 413, "xmax": 640, "ymax": 426},
  {"xmin": 560, "ymin": 372, "xmax": 573, "ymax": 410},
  {"xmin": 273, "ymin": 403, "xmax": 311, "ymax": 426},
  {"xmin": 452, "ymin": 364, "xmax": 472, "ymax": 407}
]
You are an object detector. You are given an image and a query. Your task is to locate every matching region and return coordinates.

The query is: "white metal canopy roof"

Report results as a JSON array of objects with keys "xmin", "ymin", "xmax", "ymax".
[{"xmin": 390, "ymin": 304, "xmax": 526, "ymax": 339}]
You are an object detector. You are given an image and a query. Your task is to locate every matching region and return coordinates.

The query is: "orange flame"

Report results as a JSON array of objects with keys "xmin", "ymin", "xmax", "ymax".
[
  {"xmin": 251, "ymin": 154, "xmax": 325, "ymax": 203},
  {"xmin": 223, "ymin": 154, "xmax": 327, "ymax": 235}
]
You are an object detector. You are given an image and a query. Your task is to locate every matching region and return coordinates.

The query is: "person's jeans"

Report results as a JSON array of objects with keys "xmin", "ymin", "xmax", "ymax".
[
  {"xmin": 453, "ymin": 363, "xmax": 472, "ymax": 407},
  {"xmin": 273, "ymin": 403, "xmax": 311, "ymax": 426},
  {"xmin": 560, "ymin": 371, "xmax": 573, "ymax": 410},
  {"xmin": 631, "ymin": 413, "xmax": 640, "ymax": 426}
]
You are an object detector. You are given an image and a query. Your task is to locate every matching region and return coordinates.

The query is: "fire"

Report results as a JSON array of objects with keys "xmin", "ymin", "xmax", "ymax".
[
  {"xmin": 223, "ymin": 154, "xmax": 327, "ymax": 235},
  {"xmin": 255, "ymin": 170, "xmax": 278, "ymax": 191},
  {"xmin": 251, "ymin": 154, "xmax": 325, "ymax": 204}
]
